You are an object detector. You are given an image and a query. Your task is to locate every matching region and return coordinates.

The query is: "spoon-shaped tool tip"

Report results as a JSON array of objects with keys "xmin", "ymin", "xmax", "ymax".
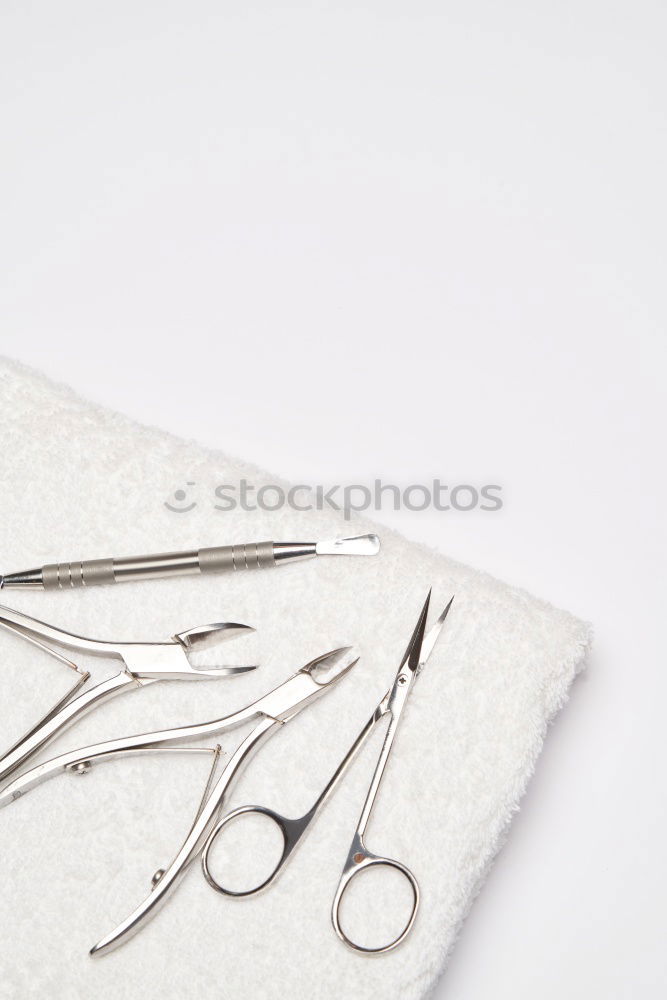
[{"xmin": 315, "ymin": 534, "xmax": 380, "ymax": 557}]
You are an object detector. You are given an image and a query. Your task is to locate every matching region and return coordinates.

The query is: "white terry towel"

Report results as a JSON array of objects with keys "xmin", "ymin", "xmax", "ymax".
[{"xmin": 0, "ymin": 357, "xmax": 590, "ymax": 1000}]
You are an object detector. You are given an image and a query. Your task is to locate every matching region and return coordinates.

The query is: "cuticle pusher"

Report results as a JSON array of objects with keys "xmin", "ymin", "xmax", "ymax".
[{"xmin": 0, "ymin": 533, "xmax": 380, "ymax": 591}]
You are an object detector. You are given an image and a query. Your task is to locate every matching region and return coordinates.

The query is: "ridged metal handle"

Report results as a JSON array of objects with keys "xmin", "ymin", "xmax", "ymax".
[
  {"xmin": 199, "ymin": 542, "xmax": 276, "ymax": 573},
  {"xmin": 40, "ymin": 544, "xmax": 279, "ymax": 589},
  {"xmin": 42, "ymin": 559, "xmax": 116, "ymax": 589}
]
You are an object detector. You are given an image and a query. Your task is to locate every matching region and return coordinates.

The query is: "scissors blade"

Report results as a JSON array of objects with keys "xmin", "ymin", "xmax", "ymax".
[
  {"xmin": 418, "ymin": 595, "xmax": 454, "ymax": 670},
  {"xmin": 399, "ymin": 590, "xmax": 432, "ymax": 673}
]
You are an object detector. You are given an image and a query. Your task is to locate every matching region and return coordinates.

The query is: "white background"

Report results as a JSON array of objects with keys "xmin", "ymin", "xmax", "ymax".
[{"xmin": 1, "ymin": 2, "xmax": 665, "ymax": 997}]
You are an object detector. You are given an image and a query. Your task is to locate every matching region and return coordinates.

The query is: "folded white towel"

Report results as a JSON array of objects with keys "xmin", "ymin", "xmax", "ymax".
[{"xmin": 0, "ymin": 357, "xmax": 590, "ymax": 999}]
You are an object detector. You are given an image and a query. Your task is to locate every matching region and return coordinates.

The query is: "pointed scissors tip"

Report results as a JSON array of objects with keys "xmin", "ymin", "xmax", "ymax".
[
  {"xmin": 419, "ymin": 589, "xmax": 432, "ymax": 617},
  {"xmin": 417, "ymin": 593, "xmax": 455, "ymax": 668},
  {"xmin": 401, "ymin": 592, "xmax": 431, "ymax": 672},
  {"xmin": 435, "ymin": 595, "xmax": 454, "ymax": 624}
]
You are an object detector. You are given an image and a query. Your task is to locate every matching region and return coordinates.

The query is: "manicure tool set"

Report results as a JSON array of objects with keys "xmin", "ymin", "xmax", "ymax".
[{"xmin": 0, "ymin": 531, "xmax": 456, "ymax": 958}]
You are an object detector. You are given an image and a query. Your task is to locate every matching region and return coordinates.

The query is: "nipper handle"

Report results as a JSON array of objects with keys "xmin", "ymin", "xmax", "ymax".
[{"xmin": 0, "ymin": 672, "xmax": 135, "ymax": 784}]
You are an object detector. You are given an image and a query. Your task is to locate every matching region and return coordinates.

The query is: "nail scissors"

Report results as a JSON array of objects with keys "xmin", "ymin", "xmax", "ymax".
[
  {"xmin": 0, "ymin": 604, "xmax": 256, "ymax": 783},
  {"xmin": 0, "ymin": 643, "xmax": 358, "ymax": 956},
  {"xmin": 201, "ymin": 591, "xmax": 453, "ymax": 954}
]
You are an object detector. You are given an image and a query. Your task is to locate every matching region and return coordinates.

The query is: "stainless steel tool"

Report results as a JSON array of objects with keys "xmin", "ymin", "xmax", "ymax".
[
  {"xmin": 0, "ymin": 592, "xmax": 454, "ymax": 957},
  {"xmin": 0, "ymin": 644, "xmax": 359, "ymax": 956},
  {"xmin": 0, "ymin": 533, "xmax": 380, "ymax": 590},
  {"xmin": 0, "ymin": 605, "xmax": 256, "ymax": 783},
  {"xmin": 201, "ymin": 591, "xmax": 454, "ymax": 955}
]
